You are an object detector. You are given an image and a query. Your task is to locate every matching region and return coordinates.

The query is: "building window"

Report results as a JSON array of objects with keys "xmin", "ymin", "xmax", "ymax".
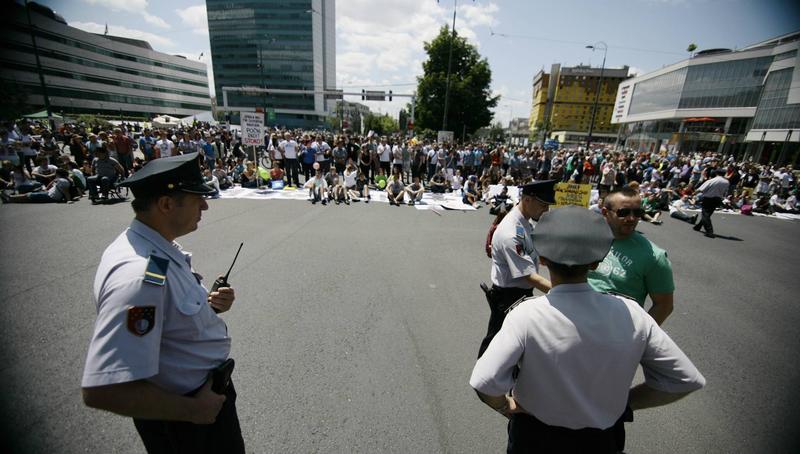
[{"xmin": 752, "ymin": 68, "xmax": 800, "ymax": 130}]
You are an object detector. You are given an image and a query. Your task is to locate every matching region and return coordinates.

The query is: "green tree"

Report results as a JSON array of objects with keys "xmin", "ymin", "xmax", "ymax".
[
  {"xmin": 398, "ymin": 109, "xmax": 408, "ymax": 132},
  {"xmin": 415, "ymin": 26, "xmax": 498, "ymax": 136},
  {"xmin": 363, "ymin": 113, "xmax": 398, "ymax": 136}
]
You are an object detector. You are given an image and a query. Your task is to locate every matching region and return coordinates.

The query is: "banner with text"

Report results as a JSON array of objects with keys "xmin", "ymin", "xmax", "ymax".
[
  {"xmin": 241, "ymin": 112, "xmax": 264, "ymax": 146},
  {"xmin": 554, "ymin": 182, "xmax": 592, "ymax": 207}
]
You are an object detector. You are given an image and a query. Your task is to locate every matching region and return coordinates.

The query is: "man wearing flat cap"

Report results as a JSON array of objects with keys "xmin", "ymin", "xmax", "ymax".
[
  {"xmin": 81, "ymin": 152, "xmax": 245, "ymax": 453},
  {"xmin": 470, "ymin": 206, "xmax": 705, "ymax": 453},
  {"xmin": 478, "ymin": 180, "xmax": 556, "ymax": 357}
]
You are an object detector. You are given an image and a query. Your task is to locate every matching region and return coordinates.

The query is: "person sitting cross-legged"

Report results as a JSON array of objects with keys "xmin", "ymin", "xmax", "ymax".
[
  {"xmin": 387, "ymin": 172, "xmax": 405, "ymax": 206},
  {"xmin": 351, "ymin": 171, "xmax": 371, "ymax": 203},
  {"xmin": 303, "ymin": 163, "xmax": 328, "ymax": 205},
  {"xmin": 429, "ymin": 169, "xmax": 448, "ymax": 194},
  {"xmin": 404, "ymin": 176, "xmax": 424, "ymax": 205}
]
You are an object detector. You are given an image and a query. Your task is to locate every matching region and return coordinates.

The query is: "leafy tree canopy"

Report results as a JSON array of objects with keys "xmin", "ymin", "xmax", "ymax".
[{"xmin": 414, "ymin": 26, "xmax": 499, "ymax": 136}]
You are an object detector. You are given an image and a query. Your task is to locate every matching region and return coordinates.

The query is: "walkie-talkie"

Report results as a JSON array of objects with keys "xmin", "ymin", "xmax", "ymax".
[{"xmin": 210, "ymin": 242, "xmax": 243, "ymax": 312}]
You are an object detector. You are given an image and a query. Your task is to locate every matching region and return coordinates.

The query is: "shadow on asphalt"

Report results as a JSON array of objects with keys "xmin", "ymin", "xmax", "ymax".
[{"xmin": 709, "ymin": 234, "xmax": 743, "ymax": 241}]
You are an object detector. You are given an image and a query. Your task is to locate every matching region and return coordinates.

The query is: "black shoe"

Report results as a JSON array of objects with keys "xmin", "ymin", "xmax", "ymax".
[
  {"xmin": 345, "ymin": 200, "xmax": 350, "ymax": 205},
  {"xmin": 322, "ymin": 200, "xmax": 327, "ymax": 205},
  {"xmin": 312, "ymin": 199, "xmax": 317, "ymax": 204},
  {"xmin": 704, "ymin": 232, "xmax": 715, "ymax": 238},
  {"xmin": 336, "ymin": 200, "xmax": 340, "ymax": 205},
  {"xmin": 692, "ymin": 224, "xmax": 702, "ymax": 232}
]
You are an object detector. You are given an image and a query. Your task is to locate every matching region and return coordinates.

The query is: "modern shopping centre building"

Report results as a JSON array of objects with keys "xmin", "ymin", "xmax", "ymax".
[
  {"xmin": 0, "ymin": 1, "xmax": 212, "ymax": 120},
  {"xmin": 612, "ymin": 31, "xmax": 800, "ymax": 165}
]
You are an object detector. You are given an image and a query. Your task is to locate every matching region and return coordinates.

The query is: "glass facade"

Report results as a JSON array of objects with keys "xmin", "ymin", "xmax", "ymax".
[
  {"xmin": 752, "ymin": 68, "xmax": 800, "ymax": 130},
  {"xmin": 207, "ymin": 0, "xmax": 327, "ymax": 127},
  {"xmin": 628, "ymin": 67, "xmax": 687, "ymax": 115},
  {"xmin": 678, "ymin": 57, "xmax": 772, "ymax": 109},
  {"xmin": 0, "ymin": 2, "xmax": 211, "ymax": 118},
  {"xmin": 628, "ymin": 56, "xmax": 777, "ymax": 115}
]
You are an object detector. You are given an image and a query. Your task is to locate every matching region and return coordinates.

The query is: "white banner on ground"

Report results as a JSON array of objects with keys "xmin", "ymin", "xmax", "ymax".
[{"xmin": 241, "ymin": 112, "xmax": 264, "ymax": 146}]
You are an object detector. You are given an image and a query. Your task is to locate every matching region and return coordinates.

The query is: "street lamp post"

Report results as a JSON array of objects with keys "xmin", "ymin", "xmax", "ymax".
[
  {"xmin": 585, "ymin": 41, "xmax": 607, "ymax": 150},
  {"xmin": 440, "ymin": 0, "xmax": 474, "ymax": 132}
]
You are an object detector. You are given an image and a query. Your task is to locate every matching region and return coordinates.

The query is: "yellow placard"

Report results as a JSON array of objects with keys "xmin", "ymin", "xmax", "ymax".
[{"xmin": 554, "ymin": 182, "xmax": 592, "ymax": 207}]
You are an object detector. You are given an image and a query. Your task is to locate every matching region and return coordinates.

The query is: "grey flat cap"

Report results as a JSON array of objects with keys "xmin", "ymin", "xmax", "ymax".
[{"xmin": 532, "ymin": 205, "xmax": 614, "ymax": 266}]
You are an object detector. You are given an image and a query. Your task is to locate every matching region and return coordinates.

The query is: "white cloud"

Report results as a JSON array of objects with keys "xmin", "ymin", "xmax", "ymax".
[
  {"xmin": 71, "ymin": 21, "xmax": 175, "ymax": 50},
  {"xmin": 176, "ymin": 5, "xmax": 209, "ymax": 35},
  {"xmin": 82, "ymin": 0, "xmax": 148, "ymax": 14},
  {"xmin": 141, "ymin": 12, "xmax": 170, "ymax": 29},
  {"xmin": 336, "ymin": 0, "xmax": 499, "ymax": 118},
  {"xmin": 82, "ymin": 0, "xmax": 171, "ymax": 31},
  {"xmin": 459, "ymin": 2, "xmax": 499, "ymax": 28}
]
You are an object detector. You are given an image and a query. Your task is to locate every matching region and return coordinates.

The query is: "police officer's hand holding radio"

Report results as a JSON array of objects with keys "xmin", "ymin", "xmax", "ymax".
[{"xmin": 209, "ymin": 242, "xmax": 243, "ymax": 314}]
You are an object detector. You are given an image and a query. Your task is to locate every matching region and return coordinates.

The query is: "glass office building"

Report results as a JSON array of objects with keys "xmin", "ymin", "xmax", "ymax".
[
  {"xmin": 207, "ymin": 0, "xmax": 336, "ymax": 129},
  {"xmin": 0, "ymin": 1, "xmax": 211, "ymax": 120},
  {"xmin": 612, "ymin": 32, "xmax": 800, "ymax": 165}
]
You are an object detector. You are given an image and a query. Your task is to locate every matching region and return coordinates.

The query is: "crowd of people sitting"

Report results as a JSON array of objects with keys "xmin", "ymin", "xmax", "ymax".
[{"xmin": 1, "ymin": 119, "xmax": 797, "ymax": 219}]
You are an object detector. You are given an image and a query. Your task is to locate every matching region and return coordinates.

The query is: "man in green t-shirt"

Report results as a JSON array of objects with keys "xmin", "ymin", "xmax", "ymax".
[{"xmin": 588, "ymin": 187, "xmax": 675, "ymax": 325}]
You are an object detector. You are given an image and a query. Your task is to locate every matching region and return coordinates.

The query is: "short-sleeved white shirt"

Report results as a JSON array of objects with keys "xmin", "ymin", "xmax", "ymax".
[
  {"xmin": 82, "ymin": 220, "xmax": 231, "ymax": 394},
  {"xmin": 280, "ymin": 139, "xmax": 298, "ymax": 159},
  {"xmin": 490, "ymin": 206, "xmax": 537, "ymax": 288},
  {"xmin": 470, "ymin": 283, "xmax": 706, "ymax": 430}
]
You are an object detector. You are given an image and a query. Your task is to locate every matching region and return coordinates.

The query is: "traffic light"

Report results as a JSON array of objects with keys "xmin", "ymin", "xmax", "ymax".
[
  {"xmin": 361, "ymin": 89, "xmax": 365, "ymax": 101},
  {"xmin": 388, "ymin": 90, "xmax": 392, "ymax": 102}
]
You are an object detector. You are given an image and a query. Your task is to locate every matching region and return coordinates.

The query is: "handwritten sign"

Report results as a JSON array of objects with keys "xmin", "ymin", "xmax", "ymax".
[
  {"xmin": 241, "ymin": 112, "xmax": 264, "ymax": 146},
  {"xmin": 554, "ymin": 182, "xmax": 592, "ymax": 207}
]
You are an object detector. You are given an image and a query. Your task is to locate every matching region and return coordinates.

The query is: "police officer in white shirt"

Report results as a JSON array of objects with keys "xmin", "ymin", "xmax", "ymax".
[
  {"xmin": 693, "ymin": 168, "xmax": 730, "ymax": 237},
  {"xmin": 478, "ymin": 180, "xmax": 556, "ymax": 357},
  {"xmin": 81, "ymin": 152, "xmax": 245, "ymax": 453},
  {"xmin": 471, "ymin": 206, "xmax": 706, "ymax": 453}
]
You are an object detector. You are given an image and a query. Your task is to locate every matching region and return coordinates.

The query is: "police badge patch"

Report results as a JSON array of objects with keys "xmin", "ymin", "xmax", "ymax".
[{"xmin": 127, "ymin": 306, "xmax": 156, "ymax": 336}]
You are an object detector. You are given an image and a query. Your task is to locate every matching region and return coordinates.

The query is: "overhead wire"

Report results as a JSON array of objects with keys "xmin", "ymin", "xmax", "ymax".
[{"xmin": 489, "ymin": 29, "xmax": 686, "ymax": 56}]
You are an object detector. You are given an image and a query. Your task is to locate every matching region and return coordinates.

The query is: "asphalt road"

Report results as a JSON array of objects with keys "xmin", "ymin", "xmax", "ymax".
[{"xmin": 0, "ymin": 196, "xmax": 798, "ymax": 453}]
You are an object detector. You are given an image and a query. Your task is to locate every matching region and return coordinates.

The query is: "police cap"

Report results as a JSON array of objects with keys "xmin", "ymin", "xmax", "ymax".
[
  {"xmin": 520, "ymin": 179, "xmax": 557, "ymax": 204},
  {"xmin": 532, "ymin": 205, "xmax": 613, "ymax": 266},
  {"xmin": 118, "ymin": 152, "xmax": 214, "ymax": 197}
]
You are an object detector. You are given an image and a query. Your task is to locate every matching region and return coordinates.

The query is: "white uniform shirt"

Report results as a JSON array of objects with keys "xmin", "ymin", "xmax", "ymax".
[
  {"xmin": 470, "ymin": 283, "xmax": 706, "ymax": 430},
  {"xmin": 697, "ymin": 175, "xmax": 730, "ymax": 199},
  {"xmin": 490, "ymin": 206, "xmax": 537, "ymax": 289},
  {"xmin": 82, "ymin": 220, "xmax": 231, "ymax": 394}
]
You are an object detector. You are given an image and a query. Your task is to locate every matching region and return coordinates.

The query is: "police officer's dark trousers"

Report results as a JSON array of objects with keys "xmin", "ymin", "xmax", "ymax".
[
  {"xmin": 133, "ymin": 381, "xmax": 245, "ymax": 454},
  {"xmin": 694, "ymin": 196, "xmax": 721, "ymax": 234},
  {"xmin": 506, "ymin": 412, "xmax": 619, "ymax": 454},
  {"xmin": 478, "ymin": 286, "xmax": 533, "ymax": 357}
]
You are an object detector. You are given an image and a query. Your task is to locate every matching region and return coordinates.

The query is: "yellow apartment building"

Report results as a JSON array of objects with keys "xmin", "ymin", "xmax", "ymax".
[{"xmin": 530, "ymin": 64, "xmax": 630, "ymax": 145}]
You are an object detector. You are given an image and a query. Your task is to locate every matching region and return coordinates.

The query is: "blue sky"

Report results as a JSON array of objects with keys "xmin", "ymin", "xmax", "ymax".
[{"xmin": 36, "ymin": 0, "xmax": 800, "ymax": 126}]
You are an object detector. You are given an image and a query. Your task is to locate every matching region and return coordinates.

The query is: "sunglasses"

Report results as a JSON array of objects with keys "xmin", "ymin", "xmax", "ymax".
[{"xmin": 614, "ymin": 208, "xmax": 644, "ymax": 218}]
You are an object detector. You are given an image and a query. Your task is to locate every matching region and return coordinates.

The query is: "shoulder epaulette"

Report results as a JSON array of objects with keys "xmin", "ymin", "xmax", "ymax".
[{"xmin": 143, "ymin": 255, "xmax": 169, "ymax": 286}]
